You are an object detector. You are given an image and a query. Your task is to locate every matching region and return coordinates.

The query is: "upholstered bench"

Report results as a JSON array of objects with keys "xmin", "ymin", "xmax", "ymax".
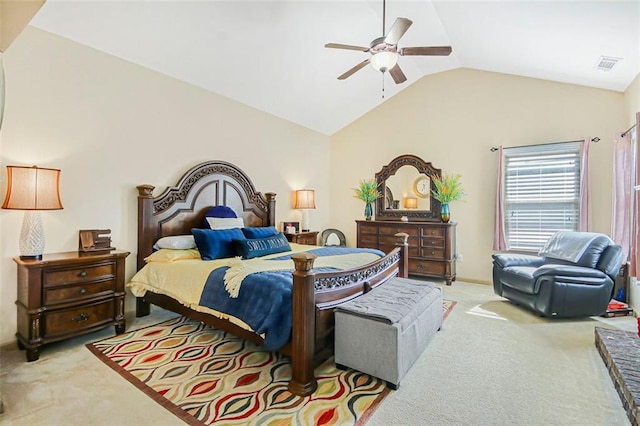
[{"xmin": 334, "ymin": 277, "xmax": 443, "ymax": 389}]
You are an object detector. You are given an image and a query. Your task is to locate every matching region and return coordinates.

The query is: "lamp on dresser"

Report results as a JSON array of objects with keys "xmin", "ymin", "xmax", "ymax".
[
  {"xmin": 294, "ymin": 189, "xmax": 316, "ymax": 232},
  {"xmin": 2, "ymin": 165, "xmax": 63, "ymax": 259}
]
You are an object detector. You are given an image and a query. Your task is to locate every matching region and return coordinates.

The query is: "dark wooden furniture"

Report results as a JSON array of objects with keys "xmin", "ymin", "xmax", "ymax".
[
  {"xmin": 357, "ymin": 220, "xmax": 456, "ymax": 285},
  {"xmin": 375, "ymin": 154, "xmax": 443, "ymax": 222},
  {"xmin": 14, "ymin": 250, "xmax": 129, "ymax": 361},
  {"xmin": 135, "ymin": 160, "xmax": 408, "ymax": 396},
  {"xmin": 285, "ymin": 231, "xmax": 318, "ymax": 245}
]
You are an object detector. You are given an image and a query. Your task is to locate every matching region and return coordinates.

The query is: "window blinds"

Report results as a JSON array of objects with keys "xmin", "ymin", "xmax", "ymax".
[{"xmin": 503, "ymin": 141, "xmax": 582, "ymax": 251}]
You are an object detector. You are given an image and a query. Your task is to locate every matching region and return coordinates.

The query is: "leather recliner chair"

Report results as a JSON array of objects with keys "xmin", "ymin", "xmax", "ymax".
[{"xmin": 492, "ymin": 231, "xmax": 625, "ymax": 318}]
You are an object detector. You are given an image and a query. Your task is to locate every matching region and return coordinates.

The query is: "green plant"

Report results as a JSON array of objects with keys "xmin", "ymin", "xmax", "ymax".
[
  {"xmin": 431, "ymin": 172, "xmax": 465, "ymax": 203},
  {"xmin": 353, "ymin": 178, "xmax": 381, "ymax": 203}
]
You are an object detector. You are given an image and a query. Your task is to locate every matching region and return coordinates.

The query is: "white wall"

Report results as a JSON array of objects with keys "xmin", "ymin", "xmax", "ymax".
[
  {"xmin": 330, "ymin": 68, "xmax": 626, "ymax": 284},
  {"xmin": 0, "ymin": 27, "xmax": 331, "ymax": 345}
]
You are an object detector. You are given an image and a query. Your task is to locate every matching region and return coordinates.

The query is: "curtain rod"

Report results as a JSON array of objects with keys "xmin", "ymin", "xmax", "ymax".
[
  {"xmin": 490, "ymin": 137, "xmax": 600, "ymax": 152},
  {"xmin": 621, "ymin": 124, "xmax": 636, "ymax": 138}
]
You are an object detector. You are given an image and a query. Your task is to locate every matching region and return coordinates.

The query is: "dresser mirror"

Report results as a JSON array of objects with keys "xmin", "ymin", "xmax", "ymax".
[{"xmin": 375, "ymin": 154, "xmax": 442, "ymax": 221}]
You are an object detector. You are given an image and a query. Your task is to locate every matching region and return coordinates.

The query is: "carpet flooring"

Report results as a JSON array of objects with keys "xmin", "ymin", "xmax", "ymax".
[{"xmin": 86, "ymin": 301, "xmax": 455, "ymax": 425}]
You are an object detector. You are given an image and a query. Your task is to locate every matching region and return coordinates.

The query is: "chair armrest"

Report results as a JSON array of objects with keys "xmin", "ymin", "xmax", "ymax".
[
  {"xmin": 533, "ymin": 264, "xmax": 607, "ymax": 280},
  {"xmin": 492, "ymin": 253, "xmax": 545, "ymax": 268}
]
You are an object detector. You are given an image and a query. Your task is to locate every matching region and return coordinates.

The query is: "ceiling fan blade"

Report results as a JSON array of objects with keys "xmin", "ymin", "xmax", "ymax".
[
  {"xmin": 400, "ymin": 46, "xmax": 452, "ymax": 56},
  {"xmin": 325, "ymin": 43, "xmax": 370, "ymax": 52},
  {"xmin": 384, "ymin": 18, "xmax": 413, "ymax": 45},
  {"xmin": 337, "ymin": 59, "xmax": 370, "ymax": 80},
  {"xmin": 389, "ymin": 63, "xmax": 407, "ymax": 84}
]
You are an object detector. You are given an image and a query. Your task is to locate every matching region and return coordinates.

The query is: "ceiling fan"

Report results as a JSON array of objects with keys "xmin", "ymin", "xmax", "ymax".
[{"xmin": 324, "ymin": 0, "xmax": 452, "ymax": 84}]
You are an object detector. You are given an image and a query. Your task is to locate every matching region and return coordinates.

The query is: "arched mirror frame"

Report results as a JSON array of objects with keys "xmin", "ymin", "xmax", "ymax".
[{"xmin": 375, "ymin": 154, "xmax": 442, "ymax": 221}]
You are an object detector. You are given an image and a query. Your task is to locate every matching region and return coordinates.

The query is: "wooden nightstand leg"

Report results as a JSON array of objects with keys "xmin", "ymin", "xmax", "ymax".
[{"xmin": 114, "ymin": 323, "xmax": 125, "ymax": 334}]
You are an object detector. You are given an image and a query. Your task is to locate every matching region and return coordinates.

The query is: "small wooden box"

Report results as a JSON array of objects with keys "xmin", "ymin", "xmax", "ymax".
[{"xmin": 79, "ymin": 229, "xmax": 114, "ymax": 253}]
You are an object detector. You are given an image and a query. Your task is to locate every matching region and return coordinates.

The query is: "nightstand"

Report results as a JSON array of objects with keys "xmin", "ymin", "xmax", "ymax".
[
  {"xmin": 285, "ymin": 231, "xmax": 318, "ymax": 245},
  {"xmin": 14, "ymin": 249, "xmax": 130, "ymax": 361}
]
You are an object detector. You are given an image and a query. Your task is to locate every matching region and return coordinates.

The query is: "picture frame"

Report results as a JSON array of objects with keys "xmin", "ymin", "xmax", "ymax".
[{"xmin": 281, "ymin": 221, "xmax": 300, "ymax": 233}]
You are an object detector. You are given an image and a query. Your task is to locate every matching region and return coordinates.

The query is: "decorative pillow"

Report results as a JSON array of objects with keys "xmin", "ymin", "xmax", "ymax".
[
  {"xmin": 202, "ymin": 205, "xmax": 237, "ymax": 228},
  {"xmin": 145, "ymin": 249, "xmax": 200, "ymax": 263},
  {"xmin": 192, "ymin": 228, "xmax": 246, "ymax": 260},
  {"xmin": 206, "ymin": 217, "xmax": 245, "ymax": 230},
  {"xmin": 152, "ymin": 235, "xmax": 196, "ymax": 250},
  {"xmin": 242, "ymin": 226, "xmax": 279, "ymax": 239},
  {"xmin": 233, "ymin": 233, "xmax": 292, "ymax": 259}
]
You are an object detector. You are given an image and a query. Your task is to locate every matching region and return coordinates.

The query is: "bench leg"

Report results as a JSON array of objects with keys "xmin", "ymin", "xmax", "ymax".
[
  {"xmin": 335, "ymin": 363, "xmax": 347, "ymax": 371},
  {"xmin": 386, "ymin": 381, "xmax": 399, "ymax": 390}
]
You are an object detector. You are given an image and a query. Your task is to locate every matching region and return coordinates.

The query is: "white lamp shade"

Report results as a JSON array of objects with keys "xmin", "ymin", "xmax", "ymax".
[
  {"xmin": 2, "ymin": 165, "xmax": 63, "ymax": 210},
  {"xmin": 294, "ymin": 189, "xmax": 316, "ymax": 210},
  {"xmin": 370, "ymin": 52, "xmax": 398, "ymax": 72}
]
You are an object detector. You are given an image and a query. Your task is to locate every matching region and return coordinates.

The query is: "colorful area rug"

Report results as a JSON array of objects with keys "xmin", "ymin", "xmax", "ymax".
[{"xmin": 87, "ymin": 300, "xmax": 456, "ymax": 425}]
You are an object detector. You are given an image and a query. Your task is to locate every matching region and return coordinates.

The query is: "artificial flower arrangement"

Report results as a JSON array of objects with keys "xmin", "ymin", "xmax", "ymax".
[
  {"xmin": 431, "ymin": 172, "xmax": 466, "ymax": 204},
  {"xmin": 353, "ymin": 178, "xmax": 381, "ymax": 203}
]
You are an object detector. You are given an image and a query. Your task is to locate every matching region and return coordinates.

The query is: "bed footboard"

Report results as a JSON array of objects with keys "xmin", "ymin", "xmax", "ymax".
[{"xmin": 288, "ymin": 233, "xmax": 408, "ymax": 396}]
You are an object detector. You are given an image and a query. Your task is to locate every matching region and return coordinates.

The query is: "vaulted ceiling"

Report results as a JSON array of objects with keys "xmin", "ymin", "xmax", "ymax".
[{"xmin": 28, "ymin": 0, "xmax": 640, "ymax": 135}]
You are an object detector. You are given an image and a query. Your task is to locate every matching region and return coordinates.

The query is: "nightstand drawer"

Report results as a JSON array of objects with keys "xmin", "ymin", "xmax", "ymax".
[
  {"xmin": 44, "ymin": 263, "xmax": 115, "ymax": 286},
  {"xmin": 45, "ymin": 299, "xmax": 115, "ymax": 336},
  {"xmin": 44, "ymin": 279, "xmax": 116, "ymax": 305},
  {"xmin": 298, "ymin": 235, "xmax": 317, "ymax": 245}
]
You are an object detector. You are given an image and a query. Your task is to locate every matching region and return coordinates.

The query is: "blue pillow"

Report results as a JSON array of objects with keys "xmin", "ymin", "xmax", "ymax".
[
  {"xmin": 242, "ymin": 226, "xmax": 279, "ymax": 239},
  {"xmin": 202, "ymin": 205, "xmax": 237, "ymax": 228},
  {"xmin": 192, "ymin": 228, "xmax": 245, "ymax": 260},
  {"xmin": 233, "ymin": 233, "xmax": 291, "ymax": 259}
]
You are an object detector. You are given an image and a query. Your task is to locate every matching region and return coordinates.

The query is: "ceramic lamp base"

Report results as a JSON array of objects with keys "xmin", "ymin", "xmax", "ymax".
[{"xmin": 19, "ymin": 210, "xmax": 45, "ymax": 259}]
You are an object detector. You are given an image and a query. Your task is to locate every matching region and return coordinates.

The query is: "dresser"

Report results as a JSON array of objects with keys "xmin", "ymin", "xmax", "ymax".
[
  {"xmin": 14, "ymin": 250, "xmax": 130, "ymax": 361},
  {"xmin": 356, "ymin": 220, "xmax": 456, "ymax": 285}
]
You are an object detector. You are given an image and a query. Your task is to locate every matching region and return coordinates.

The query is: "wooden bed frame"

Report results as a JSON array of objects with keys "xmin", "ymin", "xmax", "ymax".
[{"xmin": 135, "ymin": 160, "xmax": 408, "ymax": 396}]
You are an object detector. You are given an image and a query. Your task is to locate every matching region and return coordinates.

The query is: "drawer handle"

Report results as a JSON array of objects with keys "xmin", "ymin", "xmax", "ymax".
[
  {"xmin": 417, "ymin": 263, "xmax": 424, "ymax": 269},
  {"xmin": 78, "ymin": 288, "xmax": 87, "ymax": 295},
  {"xmin": 72, "ymin": 313, "xmax": 89, "ymax": 323},
  {"xmin": 78, "ymin": 271, "xmax": 88, "ymax": 277},
  {"xmin": 430, "ymin": 251, "xmax": 435, "ymax": 256}
]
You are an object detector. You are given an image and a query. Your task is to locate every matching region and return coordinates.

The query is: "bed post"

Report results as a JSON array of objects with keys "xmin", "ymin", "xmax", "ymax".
[
  {"xmin": 288, "ymin": 252, "xmax": 318, "ymax": 396},
  {"xmin": 265, "ymin": 192, "xmax": 276, "ymax": 226},
  {"xmin": 136, "ymin": 184, "xmax": 155, "ymax": 317},
  {"xmin": 396, "ymin": 232, "xmax": 409, "ymax": 278}
]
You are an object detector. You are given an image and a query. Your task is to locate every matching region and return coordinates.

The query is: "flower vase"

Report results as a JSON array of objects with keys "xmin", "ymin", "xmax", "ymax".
[
  {"xmin": 440, "ymin": 203, "xmax": 450, "ymax": 223},
  {"xmin": 364, "ymin": 202, "xmax": 373, "ymax": 221}
]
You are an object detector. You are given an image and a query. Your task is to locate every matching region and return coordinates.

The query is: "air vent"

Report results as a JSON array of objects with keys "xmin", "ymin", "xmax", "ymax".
[{"xmin": 595, "ymin": 56, "xmax": 621, "ymax": 72}]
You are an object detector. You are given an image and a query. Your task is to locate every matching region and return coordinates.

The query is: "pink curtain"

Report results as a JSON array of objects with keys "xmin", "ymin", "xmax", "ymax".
[
  {"xmin": 611, "ymin": 131, "xmax": 632, "ymax": 257},
  {"xmin": 631, "ymin": 112, "xmax": 640, "ymax": 277},
  {"xmin": 493, "ymin": 146, "xmax": 508, "ymax": 251},
  {"xmin": 579, "ymin": 139, "xmax": 590, "ymax": 231}
]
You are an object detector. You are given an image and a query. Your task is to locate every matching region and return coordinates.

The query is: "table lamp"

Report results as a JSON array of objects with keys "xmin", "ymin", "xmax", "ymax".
[
  {"xmin": 2, "ymin": 165, "xmax": 63, "ymax": 259},
  {"xmin": 404, "ymin": 197, "xmax": 418, "ymax": 209},
  {"xmin": 294, "ymin": 189, "xmax": 316, "ymax": 232}
]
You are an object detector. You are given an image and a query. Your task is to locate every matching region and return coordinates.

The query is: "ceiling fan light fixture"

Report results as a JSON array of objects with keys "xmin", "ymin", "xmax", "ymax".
[{"xmin": 370, "ymin": 51, "xmax": 398, "ymax": 72}]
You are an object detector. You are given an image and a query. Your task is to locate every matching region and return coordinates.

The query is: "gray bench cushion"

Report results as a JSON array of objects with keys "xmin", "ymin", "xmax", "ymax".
[{"xmin": 335, "ymin": 277, "xmax": 441, "ymax": 332}]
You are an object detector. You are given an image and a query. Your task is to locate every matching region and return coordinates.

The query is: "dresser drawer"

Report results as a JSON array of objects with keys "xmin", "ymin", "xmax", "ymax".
[
  {"xmin": 409, "ymin": 259, "xmax": 446, "ymax": 276},
  {"xmin": 359, "ymin": 234, "xmax": 379, "ymax": 245},
  {"xmin": 359, "ymin": 224, "xmax": 379, "ymax": 234},
  {"xmin": 44, "ymin": 279, "xmax": 116, "ymax": 306},
  {"xmin": 380, "ymin": 244, "xmax": 419, "ymax": 257},
  {"xmin": 420, "ymin": 227, "xmax": 445, "ymax": 238},
  {"xmin": 379, "ymin": 225, "xmax": 419, "ymax": 236},
  {"xmin": 44, "ymin": 263, "xmax": 115, "ymax": 286},
  {"xmin": 421, "ymin": 237, "xmax": 445, "ymax": 249},
  {"xmin": 420, "ymin": 248, "xmax": 445, "ymax": 259},
  {"xmin": 44, "ymin": 299, "xmax": 115, "ymax": 336}
]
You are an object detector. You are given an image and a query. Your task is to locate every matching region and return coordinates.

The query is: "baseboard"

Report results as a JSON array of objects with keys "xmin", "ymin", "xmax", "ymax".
[{"xmin": 457, "ymin": 276, "xmax": 492, "ymax": 286}]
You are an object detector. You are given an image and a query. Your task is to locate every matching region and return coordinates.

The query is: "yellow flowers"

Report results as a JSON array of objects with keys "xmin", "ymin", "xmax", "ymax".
[
  {"xmin": 353, "ymin": 179, "xmax": 381, "ymax": 203},
  {"xmin": 431, "ymin": 172, "xmax": 465, "ymax": 203}
]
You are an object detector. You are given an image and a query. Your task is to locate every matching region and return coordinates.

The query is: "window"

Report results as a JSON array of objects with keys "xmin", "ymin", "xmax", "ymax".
[{"xmin": 502, "ymin": 141, "xmax": 583, "ymax": 251}]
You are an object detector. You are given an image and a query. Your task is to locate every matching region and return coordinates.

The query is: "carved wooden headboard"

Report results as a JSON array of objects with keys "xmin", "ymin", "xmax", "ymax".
[{"xmin": 136, "ymin": 161, "xmax": 276, "ymax": 269}]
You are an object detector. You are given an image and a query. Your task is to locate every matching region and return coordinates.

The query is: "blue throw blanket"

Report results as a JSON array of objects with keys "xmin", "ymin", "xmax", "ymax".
[{"xmin": 198, "ymin": 247, "xmax": 384, "ymax": 350}]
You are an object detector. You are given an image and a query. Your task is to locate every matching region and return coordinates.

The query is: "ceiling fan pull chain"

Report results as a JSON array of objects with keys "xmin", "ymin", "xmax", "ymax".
[{"xmin": 382, "ymin": 72, "xmax": 385, "ymax": 99}]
